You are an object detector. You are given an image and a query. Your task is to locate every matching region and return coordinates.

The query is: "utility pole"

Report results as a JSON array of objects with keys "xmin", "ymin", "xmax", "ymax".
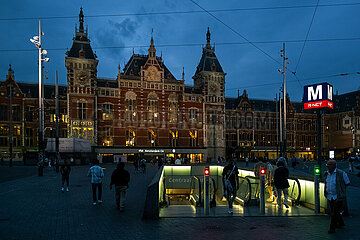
[
  {"xmin": 279, "ymin": 88, "xmax": 282, "ymax": 157},
  {"xmin": 55, "ymin": 71, "xmax": 59, "ymax": 173},
  {"xmin": 276, "ymin": 93, "xmax": 279, "ymax": 159},
  {"xmin": 279, "ymin": 43, "xmax": 289, "ymax": 159},
  {"xmin": 9, "ymin": 84, "xmax": 13, "ymax": 167}
]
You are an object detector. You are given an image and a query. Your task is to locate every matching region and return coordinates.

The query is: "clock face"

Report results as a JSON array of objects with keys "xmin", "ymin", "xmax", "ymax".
[
  {"xmin": 76, "ymin": 71, "xmax": 89, "ymax": 85},
  {"xmin": 209, "ymin": 83, "xmax": 218, "ymax": 94}
]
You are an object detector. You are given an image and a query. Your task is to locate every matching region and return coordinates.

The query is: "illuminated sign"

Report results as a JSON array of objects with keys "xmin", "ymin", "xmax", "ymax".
[
  {"xmin": 204, "ymin": 167, "xmax": 209, "ymax": 176},
  {"xmin": 260, "ymin": 167, "xmax": 265, "ymax": 176},
  {"xmin": 138, "ymin": 149, "xmax": 165, "ymax": 153},
  {"xmin": 303, "ymin": 83, "xmax": 333, "ymax": 110},
  {"xmin": 329, "ymin": 150, "xmax": 334, "ymax": 159}
]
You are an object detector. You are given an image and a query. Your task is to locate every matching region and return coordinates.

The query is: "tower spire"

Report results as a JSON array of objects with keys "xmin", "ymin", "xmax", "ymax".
[
  {"xmin": 206, "ymin": 27, "xmax": 211, "ymax": 48},
  {"xmin": 148, "ymin": 28, "xmax": 156, "ymax": 59},
  {"xmin": 79, "ymin": 7, "xmax": 84, "ymax": 32}
]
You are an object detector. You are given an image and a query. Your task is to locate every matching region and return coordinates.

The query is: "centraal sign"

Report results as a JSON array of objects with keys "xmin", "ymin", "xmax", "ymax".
[{"xmin": 304, "ymin": 82, "xmax": 333, "ymax": 110}]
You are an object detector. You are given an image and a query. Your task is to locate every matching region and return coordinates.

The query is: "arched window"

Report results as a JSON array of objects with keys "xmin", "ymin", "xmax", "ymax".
[
  {"xmin": 102, "ymin": 103, "xmax": 113, "ymax": 120},
  {"xmin": 147, "ymin": 92, "xmax": 159, "ymax": 122},
  {"xmin": 126, "ymin": 128, "xmax": 136, "ymax": 146},
  {"xmin": 189, "ymin": 130, "xmax": 198, "ymax": 147},
  {"xmin": 148, "ymin": 129, "xmax": 157, "ymax": 146},
  {"xmin": 168, "ymin": 94, "xmax": 178, "ymax": 123},
  {"xmin": 125, "ymin": 91, "xmax": 137, "ymax": 121},
  {"xmin": 169, "ymin": 129, "xmax": 178, "ymax": 147}
]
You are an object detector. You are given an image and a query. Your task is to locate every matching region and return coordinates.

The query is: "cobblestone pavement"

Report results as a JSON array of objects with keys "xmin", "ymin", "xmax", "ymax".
[{"xmin": 0, "ymin": 164, "xmax": 359, "ymax": 240}]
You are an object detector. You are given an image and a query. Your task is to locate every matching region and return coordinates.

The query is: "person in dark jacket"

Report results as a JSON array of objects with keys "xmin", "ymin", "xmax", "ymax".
[
  {"xmin": 110, "ymin": 162, "xmax": 130, "ymax": 212},
  {"xmin": 274, "ymin": 159, "xmax": 290, "ymax": 209},
  {"xmin": 60, "ymin": 159, "xmax": 71, "ymax": 192}
]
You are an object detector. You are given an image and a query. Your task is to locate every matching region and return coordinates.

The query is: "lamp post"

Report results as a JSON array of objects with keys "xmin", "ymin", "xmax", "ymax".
[{"xmin": 30, "ymin": 20, "xmax": 49, "ymax": 176}]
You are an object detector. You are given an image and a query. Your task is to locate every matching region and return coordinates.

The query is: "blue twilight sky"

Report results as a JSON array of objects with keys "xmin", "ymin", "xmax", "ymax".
[{"xmin": 1, "ymin": 0, "xmax": 360, "ymax": 101}]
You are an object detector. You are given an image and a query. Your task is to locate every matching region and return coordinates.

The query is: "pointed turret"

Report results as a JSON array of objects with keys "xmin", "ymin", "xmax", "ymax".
[
  {"xmin": 148, "ymin": 29, "xmax": 156, "ymax": 59},
  {"xmin": 66, "ymin": 8, "xmax": 96, "ymax": 60},
  {"xmin": 194, "ymin": 28, "xmax": 224, "ymax": 76},
  {"xmin": 79, "ymin": 7, "xmax": 84, "ymax": 32},
  {"xmin": 6, "ymin": 64, "xmax": 14, "ymax": 80}
]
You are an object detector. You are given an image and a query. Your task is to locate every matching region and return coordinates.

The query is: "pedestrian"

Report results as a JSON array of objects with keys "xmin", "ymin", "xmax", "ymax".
[
  {"xmin": 175, "ymin": 158, "xmax": 181, "ymax": 165},
  {"xmin": 274, "ymin": 159, "xmax": 290, "ymax": 209},
  {"xmin": 349, "ymin": 156, "xmax": 355, "ymax": 173},
  {"xmin": 222, "ymin": 159, "xmax": 239, "ymax": 214},
  {"xmin": 87, "ymin": 159, "xmax": 104, "ymax": 206},
  {"xmin": 60, "ymin": 159, "xmax": 71, "ymax": 192},
  {"xmin": 266, "ymin": 159, "xmax": 275, "ymax": 201},
  {"xmin": 291, "ymin": 155, "xmax": 297, "ymax": 170},
  {"xmin": 324, "ymin": 160, "xmax": 350, "ymax": 234},
  {"xmin": 110, "ymin": 162, "xmax": 130, "ymax": 212},
  {"xmin": 245, "ymin": 157, "xmax": 249, "ymax": 167}
]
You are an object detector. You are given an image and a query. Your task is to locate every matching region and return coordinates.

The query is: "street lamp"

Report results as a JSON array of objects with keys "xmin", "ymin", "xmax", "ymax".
[{"xmin": 30, "ymin": 20, "xmax": 50, "ymax": 176}]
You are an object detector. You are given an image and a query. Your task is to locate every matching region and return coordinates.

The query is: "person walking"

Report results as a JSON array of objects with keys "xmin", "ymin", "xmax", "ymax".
[
  {"xmin": 324, "ymin": 160, "xmax": 350, "ymax": 234},
  {"xmin": 110, "ymin": 162, "xmax": 130, "ymax": 212},
  {"xmin": 222, "ymin": 159, "xmax": 239, "ymax": 214},
  {"xmin": 291, "ymin": 155, "xmax": 297, "ymax": 171},
  {"xmin": 87, "ymin": 160, "xmax": 104, "ymax": 206},
  {"xmin": 60, "ymin": 159, "xmax": 71, "ymax": 192},
  {"xmin": 274, "ymin": 159, "xmax": 290, "ymax": 209}
]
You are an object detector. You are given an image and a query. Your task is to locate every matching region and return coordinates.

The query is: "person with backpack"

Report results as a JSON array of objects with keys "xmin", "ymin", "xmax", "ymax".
[
  {"xmin": 274, "ymin": 159, "xmax": 290, "ymax": 209},
  {"xmin": 87, "ymin": 160, "xmax": 104, "ymax": 205},
  {"xmin": 110, "ymin": 162, "xmax": 130, "ymax": 212},
  {"xmin": 222, "ymin": 159, "xmax": 239, "ymax": 214},
  {"xmin": 60, "ymin": 159, "xmax": 71, "ymax": 192}
]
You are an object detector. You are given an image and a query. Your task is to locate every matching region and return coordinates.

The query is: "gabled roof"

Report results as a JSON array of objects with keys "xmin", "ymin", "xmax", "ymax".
[
  {"xmin": 123, "ymin": 54, "xmax": 177, "ymax": 82},
  {"xmin": 184, "ymin": 85, "xmax": 202, "ymax": 94}
]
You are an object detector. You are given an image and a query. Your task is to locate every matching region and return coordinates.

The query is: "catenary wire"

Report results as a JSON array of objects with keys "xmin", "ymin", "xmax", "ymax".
[
  {"xmin": 0, "ymin": 2, "xmax": 360, "ymax": 21},
  {"xmin": 2, "ymin": 37, "xmax": 360, "ymax": 52}
]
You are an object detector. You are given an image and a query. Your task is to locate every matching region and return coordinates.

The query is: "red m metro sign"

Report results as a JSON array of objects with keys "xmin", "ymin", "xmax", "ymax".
[{"xmin": 303, "ymin": 83, "xmax": 333, "ymax": 110}]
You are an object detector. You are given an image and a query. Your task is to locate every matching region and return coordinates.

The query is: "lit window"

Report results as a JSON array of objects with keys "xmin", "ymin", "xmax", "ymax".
[{"xmin": 102, "ymin": 104, "xmax": 114, "ymax": 120}]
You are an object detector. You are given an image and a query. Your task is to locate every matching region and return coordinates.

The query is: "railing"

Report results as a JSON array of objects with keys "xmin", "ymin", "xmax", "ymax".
[
  {"xmin": 189, "ymin": 176, "xmax": 202, "ymax": 206},
  {"xmin": 244, "ymin": 176, "xmax": 301, "ymax": 205},
  {"xmin": 235, "ymin": 176, "xmax": 252, "ymax": 205},
  {"xmin": 210, "ymin": 177, "xmax": 216, "ymax": 208}
]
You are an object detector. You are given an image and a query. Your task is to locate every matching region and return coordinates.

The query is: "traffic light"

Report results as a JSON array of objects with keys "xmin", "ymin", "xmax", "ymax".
[
  {"xmin": 260, "ymin": 167, "xmax": 265, "ymax": 176},
  {"xmin": 204, "ymin": 167, "xmax": 209, "ymax": 176},
  {"xmin": 314, "ymin": 166, "xmax": 320, "ymax": 175}
]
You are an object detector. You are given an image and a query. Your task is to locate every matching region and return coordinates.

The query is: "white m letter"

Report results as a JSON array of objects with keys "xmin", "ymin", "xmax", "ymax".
[{"xmin": 308, "ymin": 85, "xmax": 322, "ymax": 101}]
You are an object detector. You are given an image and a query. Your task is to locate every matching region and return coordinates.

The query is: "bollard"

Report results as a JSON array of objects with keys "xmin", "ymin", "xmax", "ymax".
[
  {"xmin": 260, "ymin": 167, "xmax": 265, "ymax": 214},
  {"xmin": 204, "ymin": 167, "xmax": 210, "ymax": 215},
  {"xmin": 314, "ymin": 165, "xmax": 320, "ymax": 214}
]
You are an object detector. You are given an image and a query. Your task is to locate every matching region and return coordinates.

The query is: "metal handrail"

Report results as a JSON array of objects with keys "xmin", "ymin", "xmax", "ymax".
[
  {"xmin": 189, "ymin": 176, "xmax": 202, "ymax": 206},
  {"xmin": 237, "ymin": 176, "xmax": 252, "ymax": 205},
  {"xmin": 210, "ymin": 177, "xmax": 216, "ymax": 207}
]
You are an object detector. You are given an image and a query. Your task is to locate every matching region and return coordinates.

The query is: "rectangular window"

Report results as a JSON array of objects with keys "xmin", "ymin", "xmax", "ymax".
[
  {"xmin": 12, "ymin": 106, "xmax": 21, "ymax": 121},
  {"xmin": 78, "ymin": 102, "xmax": 86, "ymax": 120},
  {"xmin": 0, "ymin": 105, "xmax": 8, "ymax": 121},
  {"xmin": 189, "ymin": 130, "xmax": 198, "ymax": 147},
  {"xmin": 102, "ymin": 104, "xmax": 114, "ymax": 120},
  {"xmin": 189, "ymin": 109, "xmax": 198, "ymax": 123}
]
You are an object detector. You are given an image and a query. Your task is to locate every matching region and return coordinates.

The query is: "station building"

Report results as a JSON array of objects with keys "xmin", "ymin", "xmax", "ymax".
[{"xmin": 0, "ymin": 9, "xmax": 359, "ymax": 163}]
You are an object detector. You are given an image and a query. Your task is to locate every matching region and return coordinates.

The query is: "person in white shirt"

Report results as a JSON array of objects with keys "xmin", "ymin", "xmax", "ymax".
[{"xmin": 324, "ymin": 160, "xmax": 350, "ymax": 234}]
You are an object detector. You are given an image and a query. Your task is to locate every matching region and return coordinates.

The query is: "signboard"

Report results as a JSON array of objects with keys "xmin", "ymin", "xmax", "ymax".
[
  {"xmin": 329, "ymin": 150, "xmax": 334, "ymax": 159},
  {"xmin": 304, "ymin": 82, "xmax": 333, "ymax": 109}
]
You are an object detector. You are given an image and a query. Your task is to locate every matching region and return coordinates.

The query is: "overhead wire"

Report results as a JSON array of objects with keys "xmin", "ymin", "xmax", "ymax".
[
  {"xmin": 1, "ymin": 2, "xmax": 360, "ymax": 21},
  {"xmin": 293, "ymin": 0, "xmax": 320, "ymax": 75}
]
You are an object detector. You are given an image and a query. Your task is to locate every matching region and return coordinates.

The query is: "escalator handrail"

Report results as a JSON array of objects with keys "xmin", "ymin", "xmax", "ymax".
[
  {"xmin": 162, "ymin": 176, "xmax": 167, "ymax": 205},
  {"xmin": 210, "ymin": 177, "xmax": 216, "ymax": 206},
  {"xmin": 245, "ymin": 175, "xmax": 301, "ymax": 202},
  {"xmin": 189, "ymin": 176, "xmax": 202, "ymax": 205},
  {"xmin": 238, "ymin": 176, "xmax": 252, "ymax": 204},
  {"xmin": 289, "ymin": 177, "xmax": 301, "ymax": 203}
]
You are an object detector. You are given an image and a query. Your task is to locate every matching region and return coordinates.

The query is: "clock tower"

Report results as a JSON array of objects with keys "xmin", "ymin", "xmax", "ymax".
[
  {"xmin": 193, "ymin": 28, "xmax": 226, "ymax": 161},
  {"xmin": 65, "ymin": 8, "xmax": 99, "ymax": 143}
]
